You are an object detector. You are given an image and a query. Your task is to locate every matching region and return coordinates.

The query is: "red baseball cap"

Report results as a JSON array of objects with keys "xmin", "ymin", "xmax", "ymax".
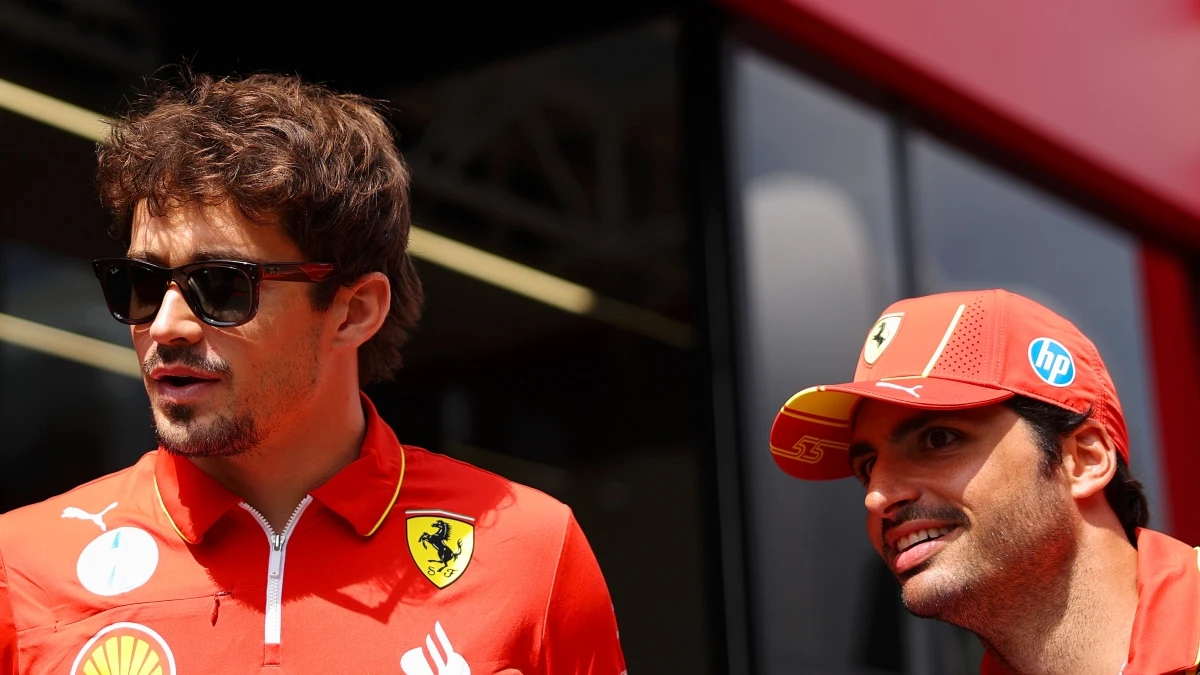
[{"xmin": 769, "ymin": 289, "xmax": 1129, "ymax": 480}]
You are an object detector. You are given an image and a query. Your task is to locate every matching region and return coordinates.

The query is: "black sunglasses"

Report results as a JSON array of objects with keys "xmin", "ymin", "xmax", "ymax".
[{"xmin": 92, "ymin": 258, "xmax": 337, "ymax": 327}]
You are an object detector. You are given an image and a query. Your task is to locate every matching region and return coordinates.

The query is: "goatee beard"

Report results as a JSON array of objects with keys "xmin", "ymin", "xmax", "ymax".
[
  {"xmin": 154, "ymin": 404, "xmax": 263, "ymax": 458},
  {"xmin": 145, "ymin": 344, "xmax": 254, "ymax": 457}
]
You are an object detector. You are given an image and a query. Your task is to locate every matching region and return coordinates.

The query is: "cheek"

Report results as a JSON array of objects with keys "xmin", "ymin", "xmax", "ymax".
[
  {"xmin": 130, "ymin": 327, "xmax": 152, "ymax": 358},
  {"xmin": 256, "ymin": 288, "xmax": 324, "ymax": 333},
  {"xmin": 927, "ymin": 453, "xmax": 988, "ymax": 502},
  {"xmin": 237, "ymin": 307, "xmax": 324, "ymax": 362}
]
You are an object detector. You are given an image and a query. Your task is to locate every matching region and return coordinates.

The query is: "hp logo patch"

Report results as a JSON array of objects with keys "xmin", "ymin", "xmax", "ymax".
[{"xmin": 1028, "ymin": 337, "xmax": 1076, "ymax": 387}]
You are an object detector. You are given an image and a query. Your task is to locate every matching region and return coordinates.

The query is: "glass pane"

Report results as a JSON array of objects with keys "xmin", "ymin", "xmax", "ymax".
[
  {"xmin": 1, "ymin": 241, "xmax": 154, "ymax": 513},
  {"xmin": 728, "ymin": 44, "xmax": 906, "ymax": 674}
]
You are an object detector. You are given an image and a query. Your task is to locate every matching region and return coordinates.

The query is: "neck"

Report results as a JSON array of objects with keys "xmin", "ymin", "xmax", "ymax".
[
  {"xmin": 193, "ymin": 385, "xmax": 366, "ymax": 532},
  {"xmin": 970, "ymin": 526, "xmax": 1138, "ymax": 675}
]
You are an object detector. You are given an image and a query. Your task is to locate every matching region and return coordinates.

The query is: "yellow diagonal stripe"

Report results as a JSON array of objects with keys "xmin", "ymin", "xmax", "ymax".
[
  {"xmin": 0, "ymin": 77, "xmax": 108, "ymax": 142},
  {"xmin": 0, "ymin": 312, "xmax": 140, "ymax": 379},
  {"xmin": 409, "ymin": 227, "xmax": 596, "ymax": 314}
]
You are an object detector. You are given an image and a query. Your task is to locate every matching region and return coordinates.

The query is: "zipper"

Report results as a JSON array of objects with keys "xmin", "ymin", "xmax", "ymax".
[{"xmin": 240, "ymin": 496, "xmax": 312, "ymax": 666}]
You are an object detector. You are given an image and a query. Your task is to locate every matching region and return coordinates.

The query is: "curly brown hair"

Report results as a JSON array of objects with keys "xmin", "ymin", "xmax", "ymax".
[{"xmin": 96, "ymin": 70, "xmax": 424, "ymax": 384}]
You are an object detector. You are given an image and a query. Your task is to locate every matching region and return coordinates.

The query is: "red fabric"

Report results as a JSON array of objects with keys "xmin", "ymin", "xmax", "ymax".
[
  {"xmin": 1139, "ymin": 244, "xmax": 1200, "ymax": 546},
  {"xmin": 1125, "ymin": 530, "xmax": 1200, "ymax": 675},
  {"xmin": 310, "ymin": 395, "xmax": 405, "ymax": 536},
  {"xmin": 771, "ymin": 289, "xmax": 1129, "ymax": 480},
  {"xmin": 980, "ymin": 529, "xmax": 1200, "ymax": 674},
  {"xmin": 0, "ymin": 393, "xmax": 625, "ymax": 673},
  {"xmin": 0, "ymin": 544, "xmax": 16, "ymax": 674},
  {"xmin": 542, "ymin": 515, "xmax": 627, "ymax": 675},
  {"xmin": 152, "ymin": 443, "xmax": 242, "ymax": 544}
]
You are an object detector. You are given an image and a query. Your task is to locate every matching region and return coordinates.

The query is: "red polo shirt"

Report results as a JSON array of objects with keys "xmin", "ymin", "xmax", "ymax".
[
  {"xmin": 0, "ymin": 395, "xmax": 626, "ymax": 674},
  {"xmin": 981, "ymin": 528, "xmax": 1200, "ymax": 675}
]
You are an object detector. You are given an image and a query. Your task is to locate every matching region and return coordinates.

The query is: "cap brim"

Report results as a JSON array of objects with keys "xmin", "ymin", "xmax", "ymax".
[{"xmin": 769, "ymin": 377, "xmax": 1014, "ymax": 480}]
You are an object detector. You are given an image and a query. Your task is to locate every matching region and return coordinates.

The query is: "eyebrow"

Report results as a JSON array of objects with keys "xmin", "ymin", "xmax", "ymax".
[
  {"xmin": 847, "ymin": 441, "xmax": 876, "ymax": 471},
  {"xmin": 125, "ymin": 249, "xmax": 265, "ymax": 265},
  {"xmin": 846, "ymin": 412, "xmax": 940, "ymax": 471},
  {"xmin": 889, "ymin": 413, "xmax": 938, "ymax": 445}
]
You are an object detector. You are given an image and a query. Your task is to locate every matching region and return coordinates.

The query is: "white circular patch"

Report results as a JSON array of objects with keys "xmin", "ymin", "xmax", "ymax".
[{"xmin": 76, "ymin": 526, "xmax": 159, "ymax": 596}]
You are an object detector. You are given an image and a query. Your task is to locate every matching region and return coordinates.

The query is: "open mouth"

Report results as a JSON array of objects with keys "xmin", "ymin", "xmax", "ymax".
[
  {"xmin": 897, "ymin": 526, "xmax": 956, "ymax": 553},
  {"xmin": 160, "ymin": 375, "xmax": 212, "ymax": 387}
]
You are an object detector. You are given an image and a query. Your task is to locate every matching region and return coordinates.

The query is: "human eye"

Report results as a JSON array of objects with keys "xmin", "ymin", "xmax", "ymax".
[
  {"xmin": 850, "ymin": 454, "xmax": 876, "ymax": 486},
  {"xmin": 918, "ymin": 427, "xmax": 960, "ymax": 451}
]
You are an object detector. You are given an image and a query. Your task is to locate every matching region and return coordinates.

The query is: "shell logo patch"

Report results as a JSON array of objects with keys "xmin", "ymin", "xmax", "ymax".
[
  {"xmin": 406, "ymin": 510, "xmax": 475, "ymax": 589},
  {"xmin": 863, "ymin": 313, "xmax": 903, "ymax": 365},
  {"xmin": 70, "ymin": 622, "xmax": 176, "ymax": 675}
]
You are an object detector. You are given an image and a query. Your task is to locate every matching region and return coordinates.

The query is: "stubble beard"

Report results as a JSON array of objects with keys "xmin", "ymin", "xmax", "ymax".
[
  {"xmin": 897, "ymin": 478, "xmax": 1077, "ymax": 639},
  {"xmin": 146, "ymin": 344, "xmax": 263, "ymax": 458},
  {"xmin": 146, "ymin": 322, "xmax": 324, "ymax": 459},
  {"xmin": 155, "ymin": 402, "xmax": 263, "ymax": 458}
]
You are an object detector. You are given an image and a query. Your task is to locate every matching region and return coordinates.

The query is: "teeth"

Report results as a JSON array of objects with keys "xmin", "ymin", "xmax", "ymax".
[{"xmin": 897, "ymin": 526, "xmax": 955, "ymax": 552}]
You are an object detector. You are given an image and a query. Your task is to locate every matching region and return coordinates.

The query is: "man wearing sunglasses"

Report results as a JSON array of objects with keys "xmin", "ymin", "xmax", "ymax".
[{"xmin": 0, "ymin": 72, "xmax": 626, "ymax": 674}]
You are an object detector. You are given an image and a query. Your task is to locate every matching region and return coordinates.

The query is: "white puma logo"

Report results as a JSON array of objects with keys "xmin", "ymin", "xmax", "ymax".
[
  {"xmin": 875, "ymin": 382, "xmax": 923, "ymax": 398},
  {"xmin": 61, "ymin": 502, "xmax": 118, "ymax": 531},
  {"xmin": 400, "ymin": 621, "xmax": 470, "ymax": 675}
]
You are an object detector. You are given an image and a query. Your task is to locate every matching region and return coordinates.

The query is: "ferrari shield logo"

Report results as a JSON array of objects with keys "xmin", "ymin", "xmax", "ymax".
[
  {"xmin": 863, "ymin": 313, "xmax": 903, "ymax": 365},
  {"xmin": 406, "ymin": 510, "xmax": 475, "ymax": 589}
]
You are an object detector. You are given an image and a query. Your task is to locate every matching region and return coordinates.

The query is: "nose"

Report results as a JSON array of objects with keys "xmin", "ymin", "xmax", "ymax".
[
  {"xmin": 147, "ymin": 283, "xmax": 204, "ymax": 346},
  {"xmin": 863, "ymin": 456, "xmax": 920, "ymax": 521}
]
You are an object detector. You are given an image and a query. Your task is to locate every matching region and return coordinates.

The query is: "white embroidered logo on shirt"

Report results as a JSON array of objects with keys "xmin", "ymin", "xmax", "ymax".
[
  {"xmin": 62, "ymin": 502, "xmax": 118, "ymax": 531},
  {"xmin": 400, "ymin": 621, "xmax": 470, "ymax": 675}
]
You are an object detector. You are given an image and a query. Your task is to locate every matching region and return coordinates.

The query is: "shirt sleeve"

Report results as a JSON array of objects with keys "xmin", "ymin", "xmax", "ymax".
[
  {"xmin": 541, "ymin": 512, "xmax": 627, "ymax": 675},
  {"xmin": 0, "ymin": 546, "xmax": 18, "ymax": 674}
]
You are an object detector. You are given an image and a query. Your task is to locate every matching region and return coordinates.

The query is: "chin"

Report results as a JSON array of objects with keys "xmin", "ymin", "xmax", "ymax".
[
  {"xmin": 898, "ymin": 566, "xmax": 971, "ymax": 620},
  {"xmin": 153, "ymin": 406, "xmax": 262, "ymax": 459}
]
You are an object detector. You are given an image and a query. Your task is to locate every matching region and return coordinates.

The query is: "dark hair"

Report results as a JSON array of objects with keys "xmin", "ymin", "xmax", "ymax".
[
  {"xmin": 1005, "ymin": 396, "xmax": 1148, "ymax": 545},
  {"xmin": 96, "ymin": 69, "xmax": 423, "ymax": 384}
]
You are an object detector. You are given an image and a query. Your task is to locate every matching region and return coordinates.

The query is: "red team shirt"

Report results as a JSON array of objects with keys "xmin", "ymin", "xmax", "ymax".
[{"xmin": 0, "ymin": 395, "xmax": 627, "ymax": 674}]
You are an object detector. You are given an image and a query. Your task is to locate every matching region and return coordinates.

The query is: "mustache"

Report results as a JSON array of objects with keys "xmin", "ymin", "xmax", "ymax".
[
  {"xmin": 881, "ymin": 503, "xmax": 968, "ymax": 555},
  {"xmin": 142, "ymin": 345, "xmax": 232, "ymax": 378}
]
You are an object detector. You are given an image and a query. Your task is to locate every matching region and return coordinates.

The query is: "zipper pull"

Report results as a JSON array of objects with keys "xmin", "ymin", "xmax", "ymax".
[
  {"xmin": 269, "ymin": 533, "xmax": 285, "ymax": 578},
  {"xmin": 210, "ymin": 591, "xmax": 231, "ymax": 626}
]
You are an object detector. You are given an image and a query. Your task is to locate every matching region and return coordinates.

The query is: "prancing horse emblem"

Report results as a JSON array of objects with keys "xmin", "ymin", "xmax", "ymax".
[
  {"xmin": 406, "ymin": 510, "xmax": 476, "ymax": 589},
  {"xmin": 863, "ymin": 313, "xmax": 903, "ymax": 365},
  {"xmin": 419, "ymin": 520, "xmax": 463, "ymax": 572}
]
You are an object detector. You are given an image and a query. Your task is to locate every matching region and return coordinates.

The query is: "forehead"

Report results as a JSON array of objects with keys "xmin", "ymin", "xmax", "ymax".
[{"xmin": 127, "ymin": 199, "xmax": 301, "ymax": 265}]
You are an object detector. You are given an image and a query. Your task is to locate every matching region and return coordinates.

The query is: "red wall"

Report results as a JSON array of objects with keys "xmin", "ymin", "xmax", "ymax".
[
  {"xmin": 723, "ymin": 0, "xmax": 1200, "ymax": 543},
  {"xmin": 722, "ymin": 0, "xmax": 1200, "ymax": 246}
]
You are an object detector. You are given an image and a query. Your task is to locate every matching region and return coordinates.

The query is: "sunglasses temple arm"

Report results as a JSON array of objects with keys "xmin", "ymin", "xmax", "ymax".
[{"xmin": 261, "ymin": 264, "xmax": 337, "ymax": 283}]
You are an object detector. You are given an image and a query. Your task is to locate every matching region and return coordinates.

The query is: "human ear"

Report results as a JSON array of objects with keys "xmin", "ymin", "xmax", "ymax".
[
  {"xmin": 331, "ymin": 272, "xmax": 390, "ymax": 350},
  {"xmin": 1059, "ymin": 419, "xmax": 1118, "ymax": 501}
]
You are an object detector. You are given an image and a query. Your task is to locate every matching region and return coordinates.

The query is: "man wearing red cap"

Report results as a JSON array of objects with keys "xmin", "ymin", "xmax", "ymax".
[{"xmin": 770, "ymin": 289, "xmax": 1199, "ymax": 675}]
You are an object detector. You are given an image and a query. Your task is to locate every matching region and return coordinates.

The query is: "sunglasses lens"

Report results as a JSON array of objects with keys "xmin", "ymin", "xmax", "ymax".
[
  {"xmin": 187, "ymin": 266, "xmax": 254, "ymax": 324},
  {"xmin": 102, "ymin": 262, "xmax": 166, "ymax": 323}
]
